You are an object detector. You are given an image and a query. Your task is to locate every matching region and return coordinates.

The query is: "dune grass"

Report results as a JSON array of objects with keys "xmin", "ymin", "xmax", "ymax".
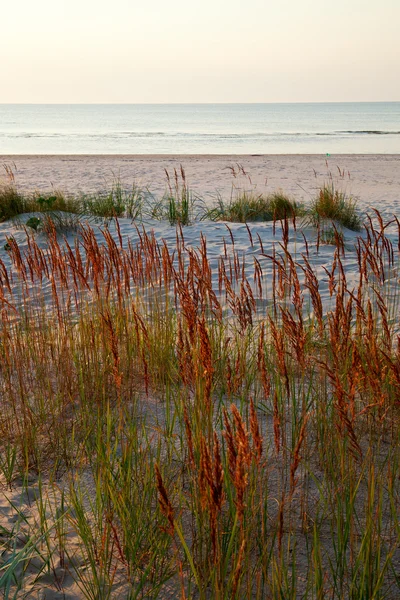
[
  {"xmin": 0, "ymin": 185, "xmax": 25, "ymax": 221},
  {"xmin": 205, "ymin": 190, "xmax": 302, "ymax": 223},
  {"xmin": 0, "ymin": 183, "xmax": 82, "ymax": 222},
  {"xmin": 1, "ymin": 165, "xmax": 362, "ymax": 237},
  {"xmin": 0, "ymin": 174, "xmax": 190, "ymax": 225},
  {"xmin": 311, "ymin": 183, "xmax": 362, "ymax": 231},
  {"xmin": 151, "ymin": 166, "xmax": 198, "ymax": 225},
  {"xmin": 80, "ymin": 179, "xmax": 144, "ymax": 219},
  {"xmin": 0, "ymin": 164, "xmax": 144, "ymax": 222},
  {"xmin": 0, "ymin": 209, "xmax": 398, "ymax": 598}
]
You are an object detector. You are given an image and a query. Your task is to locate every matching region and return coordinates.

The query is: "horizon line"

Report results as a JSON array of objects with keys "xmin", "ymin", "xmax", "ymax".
[{"xmin": 1, "ymin": 100, "xmax": 399, "ymax": 106}]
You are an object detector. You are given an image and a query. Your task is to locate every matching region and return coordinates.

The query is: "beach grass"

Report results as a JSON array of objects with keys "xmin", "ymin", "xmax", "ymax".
[
  {"xmin": 0, "ymin": 165, "xmax": 145, "ymax": 222},
  {"xmin": 0, "ymin": 180, "xmax": 81, "ymax": 221},
  {"xmin": 205, "ymin": 190, "xmax": 302, "ymax": 223},
  {"xmin": 151, "ymin": 166, "xmax": 198, "ymax": 225},
  {"xmin": 80, "ymin": 179, "xmax": 144, "ymax": 219},
  {"xmin": 0, "ymin": 197, "xmax": 398, "ymax": 599},
  {"xmin": 311, "ymin": 183, "xmax": 362, "ymax": 231}
]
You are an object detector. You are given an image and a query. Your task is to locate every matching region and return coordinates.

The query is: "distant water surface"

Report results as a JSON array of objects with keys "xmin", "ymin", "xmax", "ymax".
[{"xmin": 0, "ymin": 103, "xmax": 399, "ymax": 154}]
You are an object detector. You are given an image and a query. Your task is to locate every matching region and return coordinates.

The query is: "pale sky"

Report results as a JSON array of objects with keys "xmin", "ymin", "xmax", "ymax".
[{"xmin": 2, "ymin": 0, "xmax": 399, "ymax": 103}]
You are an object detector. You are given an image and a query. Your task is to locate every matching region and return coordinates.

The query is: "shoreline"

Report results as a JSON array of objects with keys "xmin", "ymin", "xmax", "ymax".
[{"xmin": 3, "ymin": 152, "xmax": 400, "ymax": 157}]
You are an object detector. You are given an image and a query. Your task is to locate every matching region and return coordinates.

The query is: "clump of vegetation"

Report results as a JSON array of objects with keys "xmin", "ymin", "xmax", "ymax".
[
  {"xmin": 81, "ymin": 179, "xmax": 144, "ymax": 219},
  {"xmin": 205, "ymin": 190, "xmax": 302, "ymax": 223},
  {"xmin": 0, "ymin": 185, "xmax": 80, "ymax": 222},
  {"xmin": 9, "ymin": 192, "xmax": 81, "ymax": 235},
  {"xmin": 43, "ymin": 212, "xmax": 80, "ymax": 234},
  {"xmin": 33, "ymin": 192, "xmax": 80, "ymax": 214},
  {"xmin": 0, "ymin": 164, "xmax": 24, "ymax": 221},
  {"xmin": 0, "ymin": 184, "xmax": 25, "ymax": 221},
  {"xmin": 268, "ymin": 191, "xmax": 303, "ymax": 220},
  {"xmin": 22, "ymin": 191, "xmax": 79, "ymax": 214},
  {"xmin": 311, "ymin": 184, "xmax": 362, "ymax": 231},
  {"xmin": 21, "ymin": 213, "xmax": 79, "ymax": 235},
  {"xmin": 25, "ymin": 216, "xmax": 42, "ymax": 231},
  {"xmin": 0, "ymin": 165, "xmax": 144, "ymax": 223},
  {"xmin": 152, "ymin": 166, "xmax": 197, "ymax": 225}
]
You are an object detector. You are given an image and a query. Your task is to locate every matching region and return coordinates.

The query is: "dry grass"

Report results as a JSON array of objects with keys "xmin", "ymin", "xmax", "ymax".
[{"xmin": 0, "ymin": 189, "xmax": 398, "ymax": 597}]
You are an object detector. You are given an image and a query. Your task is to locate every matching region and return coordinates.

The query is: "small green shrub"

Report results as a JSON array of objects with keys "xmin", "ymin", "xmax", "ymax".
[
  {"xmin": 311, "ymin": 184, "xmax": 362, "ymax": 231},
  {"xmin": 25, "ymin": 216, "xmax": 42, "ymax": 231}
]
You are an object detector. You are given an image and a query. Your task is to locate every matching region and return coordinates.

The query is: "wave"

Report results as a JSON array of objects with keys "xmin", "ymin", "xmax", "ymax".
[
  {"xmin": 1, "ymin": 130, "xmax": 400, "ymax": 140},
  {"xmin": 337, "ymin": 130, "xmax": 400, "ymax": 135}
]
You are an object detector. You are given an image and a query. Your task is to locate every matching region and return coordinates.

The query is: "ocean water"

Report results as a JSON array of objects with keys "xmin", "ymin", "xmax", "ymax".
[{"xmin": 0, "ymin": 103, "xmax": 399, "ymax": 155}]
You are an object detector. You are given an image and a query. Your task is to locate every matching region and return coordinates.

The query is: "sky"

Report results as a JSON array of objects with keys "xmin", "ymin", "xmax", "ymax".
[{"xmin": 2, "ymin": 0, "xmax": 400, "ymax": 103}]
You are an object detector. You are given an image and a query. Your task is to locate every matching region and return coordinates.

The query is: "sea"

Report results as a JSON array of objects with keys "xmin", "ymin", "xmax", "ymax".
[{"xmin": 0, "ymin": 102, "xmax": 399, "ymax": 155}]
